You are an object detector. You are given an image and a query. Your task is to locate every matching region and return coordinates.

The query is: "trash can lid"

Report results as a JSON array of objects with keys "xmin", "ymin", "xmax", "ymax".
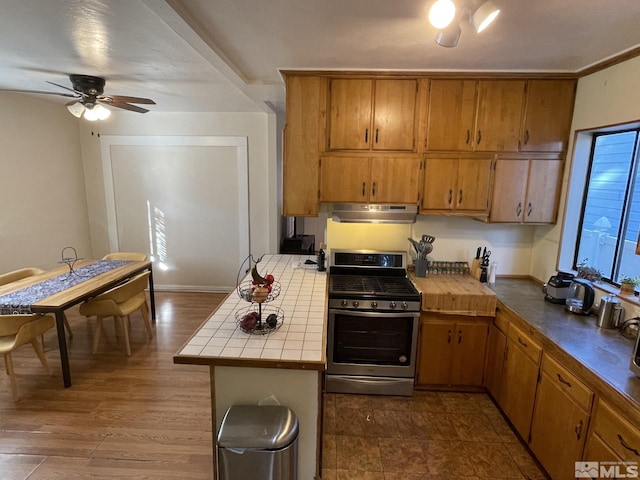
[{"xmin": 217, "ymin": 405, "xmax": 299, "ymax": 450}]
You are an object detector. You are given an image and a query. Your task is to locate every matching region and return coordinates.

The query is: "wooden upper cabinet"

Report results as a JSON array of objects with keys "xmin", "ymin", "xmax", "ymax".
[
  {"xmin": 370, "ymin": 156, "xmax": 421, "ymax": 204},
  {"xmin": 421, "ymin": 155, "xmax": 493, "ymax": 215},
  {"xmin": 475, "ymin": 80, "xmax": 526, "ymax": 152},
  {"xmin": 319, "ymin": 155, "xmax": 370, "ymax": 203},
  {"xmin": 426, "ymin": 79, "xmax": 477, "ymax": 151},
  {"xmin": 490, "ymin": 155, "xmax": 563, "ymax": 224},
  {"xmin": 520, "ymin": 79, "xmax": 576, "ymax": 152},
  {"xmin": 328, "ymin": 78, "xmax": 418, "ymax": 151},
  {"xmin": 283, "ymin": 75, "xmax": 325, "ymax": 216}
]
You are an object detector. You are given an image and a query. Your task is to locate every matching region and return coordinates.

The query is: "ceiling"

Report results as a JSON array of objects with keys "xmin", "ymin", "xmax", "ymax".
[{"xmin": 1, "ymin": 0, "xmax": 640, "ymax": 115}]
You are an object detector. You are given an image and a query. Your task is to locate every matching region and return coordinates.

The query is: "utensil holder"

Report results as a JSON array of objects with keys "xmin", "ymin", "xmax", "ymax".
[{"xmin": 415, "ymin": 259, "xmax": 428, "ymax": 277}]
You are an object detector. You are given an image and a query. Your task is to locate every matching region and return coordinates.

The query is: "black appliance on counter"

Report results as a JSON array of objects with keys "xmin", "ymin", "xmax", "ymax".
[
  {"xmin": 326, "ymin": 250, "xmax": 421, "ymax": 396},
  {"xmin": 543, "ymin": 271, "xmax": 574, "ymax": 304}
]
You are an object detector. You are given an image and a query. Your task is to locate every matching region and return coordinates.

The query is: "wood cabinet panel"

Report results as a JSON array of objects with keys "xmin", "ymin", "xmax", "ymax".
[
  {"xmin": 584, "ymin": 431, "xmax": 623, "ymax": 463},
  {"xmin": 524, "ymin": 158, "xmax": 563, "ymax": 223},
  {"xmin": 370, "ymin": 156, "xmax": 421, "ymax": 204},
  {"xmin": 591, "ymin": 400, "xmax": 640, "ymax": 463},
  {"xmin": 520, "ymin": 79, "xmax": 576, "ymax": 153},
  {"xmin": 450, "ymin": 321, "xmax": 488, "ymax": 386},
  {"xmin": 475, "ymin": 80, "xmax": 526, "ymax": 152},
  {"xmin": 484, "ymin": 322, "xmax": 506, "ymax": 400},
  {"xmin": 426, "ymin": 79, "xmax": 477, "ymax": 151},
  {"xmin": 328, "ymin": 78, "xmax": 373, "ymax": 150},
  {"xmin": 421, "ymin": 157, "xmax": 459, "ymax": 210},
  {"xmin": 319, "ymin": 155, "xmax": 370, "ymax": 203},
  {"xmin": 489, "ymin": 159, "xmax": 529, "ymax": 222},
  {"xmin": 373, "ymin": 79, "xmax": 418, "ymax": 151},
  {"xmin": 283, "ymin": 75, "xmax": 324, "ymax": 216},
  {"xmin": 456, "ymin": 158, "xmax": 493, "ymax": 211},
  {"xmin": 417, "ymin": 320, "xmax": 454, "ymax": 385}
]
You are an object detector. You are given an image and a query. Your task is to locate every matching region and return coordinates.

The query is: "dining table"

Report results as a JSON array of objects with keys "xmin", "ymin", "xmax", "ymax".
[{"xmin": 0, "ymin": 259, "xmax": 155, "ymax": 388}]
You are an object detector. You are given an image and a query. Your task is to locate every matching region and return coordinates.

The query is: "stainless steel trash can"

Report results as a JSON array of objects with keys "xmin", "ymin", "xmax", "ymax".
[{"xmin": 217, "ymin": 405, "xmax": 299, "ymax": 480}]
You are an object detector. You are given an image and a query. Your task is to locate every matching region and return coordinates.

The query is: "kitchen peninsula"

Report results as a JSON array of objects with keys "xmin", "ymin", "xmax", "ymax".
[{"xmin": 174, "ymin": 255, "xmax": 327, "ymax": 480}]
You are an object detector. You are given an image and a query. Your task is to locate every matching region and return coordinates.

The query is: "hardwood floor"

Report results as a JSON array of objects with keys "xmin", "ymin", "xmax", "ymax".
[{"xmin": 0, "ymin": 291, "xmax": 225, "ymax": 480}]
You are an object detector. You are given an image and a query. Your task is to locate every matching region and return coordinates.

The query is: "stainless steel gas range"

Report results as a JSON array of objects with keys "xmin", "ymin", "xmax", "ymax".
[{"xmin": 326, "ymin": 250, "xmax": 421, "ymax": 396}]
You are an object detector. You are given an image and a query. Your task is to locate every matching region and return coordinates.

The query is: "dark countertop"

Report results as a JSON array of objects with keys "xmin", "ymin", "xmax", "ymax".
[{"xmin": 490, "ymin": 278, "xmax": 640, "ymax": 411}]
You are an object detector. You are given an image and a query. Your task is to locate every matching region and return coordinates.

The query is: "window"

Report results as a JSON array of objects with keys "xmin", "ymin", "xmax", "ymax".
[{"xmin": 575, "ymin": 129, "xmax": 640, "ymax": 285}]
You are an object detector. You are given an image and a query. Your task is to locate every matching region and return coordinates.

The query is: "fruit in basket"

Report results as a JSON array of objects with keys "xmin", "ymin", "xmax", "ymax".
[
  {"xmin": 265, "ymin": 313, "xmax": 278, "ymax": 328},
  {"xmin": 251, "ymin": 286, "xmax": 269, "ymax": 303},
  {"xmin": 240, "ymin": 311, "xmax": 258, "ymax": 331},
  {"xmin": 265, "ymin": 274, "xmax": 275, "ymax": 285},
  {"xmin": 251, "ymin": 263, "xmax": 268, "ymax": 285}
]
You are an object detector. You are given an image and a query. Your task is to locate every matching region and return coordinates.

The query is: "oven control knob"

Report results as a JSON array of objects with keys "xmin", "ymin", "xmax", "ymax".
[
  {"xmin": 401, "ymin": 302, "xmax": 408, "ymax": 310},
  {"xmin": 341, "ymin": 300, "xmax": 348, "ymax": 307},
  {"xmin": 352, "ymin": 301, "xmax": 359, "ymax": 308},
  {"xmin": 399, "ymin": 355, "xmax": 408, "ymax": 363},
  {"xmin": 371, "ymin": 301, "xmax": 378, "ymax": 309},
  {"xmin": 390, "ymin": 301, "xmax": 397, "ymax": 309}
]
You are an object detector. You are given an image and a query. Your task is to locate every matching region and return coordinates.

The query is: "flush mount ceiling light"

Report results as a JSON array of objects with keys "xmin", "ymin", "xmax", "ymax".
[{"xmin": 427, "ymin": 0, "xmax": 500, "ymax": 47}]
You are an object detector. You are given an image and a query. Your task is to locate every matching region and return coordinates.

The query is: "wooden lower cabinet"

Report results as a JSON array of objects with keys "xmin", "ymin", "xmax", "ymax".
[
  {"xmin": 484, "ymin": 322, "xmax": 506, "ymax": 400},
  {"xmin": 416, "ymin": 313, "xmax": 489, "ymax": 387},
  {"xmin": 529, "ymin": 354, "xmax": 594, "ymax": 480},
  {"xmin": 498, "ymin": 323, "xmax": 541, "ymax": 440},
  {"xmin": 585, "ymin": 400, "xmax": 640, "ymax": 464}
]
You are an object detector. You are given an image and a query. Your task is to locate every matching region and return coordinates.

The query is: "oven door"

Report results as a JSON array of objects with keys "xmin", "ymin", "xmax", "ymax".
[{"xmin": 327, "ymin": 308, "xmax": 419, "ymax": 379}]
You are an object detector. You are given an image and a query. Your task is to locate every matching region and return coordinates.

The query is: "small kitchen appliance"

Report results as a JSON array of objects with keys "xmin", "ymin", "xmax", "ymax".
[
  {"xmin": 565, "ymin": 278, "xmax": 595, "ymax": 315},
  {"xmin": 326, "ymin": 250, "xmax": 421, "ymax": 396},
  {"xmin": 543, "ymin": 271, "xmax": 575, "ymax": 304},
  {"xmin": 596, "ymin": 294, "xmax": 625, "ymax": 329},
  {"xmin": 631, "ymin": 331, "xmax": 640, "ymax": 377}
]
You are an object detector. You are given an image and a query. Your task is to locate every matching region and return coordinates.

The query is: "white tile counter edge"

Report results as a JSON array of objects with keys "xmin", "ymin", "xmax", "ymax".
[{"xmin": 177, "ymin": 254, "xmax": 327, "ymax": 363}]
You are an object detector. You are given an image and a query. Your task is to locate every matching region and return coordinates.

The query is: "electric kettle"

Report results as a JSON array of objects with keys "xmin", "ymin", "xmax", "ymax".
[{"xmin": 565, "ymin": 279, "xmax": 595, "ymax": 315}]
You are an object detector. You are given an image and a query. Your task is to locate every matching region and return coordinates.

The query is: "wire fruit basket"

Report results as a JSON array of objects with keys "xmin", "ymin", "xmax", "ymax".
[{"xmin": 235, "ymin": 254, "xmax": 284, "ymax": 335}]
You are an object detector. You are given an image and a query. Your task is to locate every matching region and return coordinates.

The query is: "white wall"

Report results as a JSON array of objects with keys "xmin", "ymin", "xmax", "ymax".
[
  {"xmin": 78, "ymin": 111, "xmax": 277, "ymax": 261},
  {"xmin": 0, "ymin": 93, "xmax": 91, "ymax": 272}
]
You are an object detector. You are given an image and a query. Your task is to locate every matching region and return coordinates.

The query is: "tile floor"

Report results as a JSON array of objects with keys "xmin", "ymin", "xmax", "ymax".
[{"xmin": 321, "ymin": 391, "xmax": 549, "ymax": 480}]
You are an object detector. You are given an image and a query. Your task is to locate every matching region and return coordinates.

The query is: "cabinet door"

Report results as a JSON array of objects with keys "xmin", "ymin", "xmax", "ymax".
[
  {"xmin": 524, "ymin": 159, "xmax": 563, "ymax": 223},
  {"xmin": 520, "ymin": 79, "xmax": 576, "ymax": 152},
  {"xmin": 370, "ymin": 156, "xmax": 421, "ymax": 204},
  {"xmin": 475, "ymin": 80, "xmax": 526, "ymax": 152},
  {"xmin": 426, "ymin": 79, "xmax": 477, "ymax": 151},
  {"xmin": 373, "ymin": 79, "xmax": 418, "ymax": 151},
  {"xmin": 584, "ymin": 433, "xmax": 623, "ymax": 464},
  {"xmin": 489, "ymin": 158, "xmax": 529, "ymax": 222},
  {"xmin": 529, "ymin": 371, "xmax": 590, "ymax": 480},
  {"xmin": 499, "ymin": 337, "xmax": 540, "ymax": 440},
  {"xmin": 319, "ymin": 156, "xmax": 370, "ymax": 203},
  {"xmin": 328, "ymin": 79, "xmax": 373, "ymax": 150},
  {"xmin": 450, "ymin": 321, "xmax": 488, "ymax": 386},
  {"xmin": 421, "ymin": 158, "xmax": 458, "ymax": 210},
  {"xmin": 456, "ymin": 157, "xmax": 492, "ymax": 212},
  {"xmin": 484, "ymin": 323, "xmax": 507, "ymax": 400},
  {"xmin": 283, "ymin": 76, "xmax": 323, "ymax": 216},
  {"xmin": 416, "ymin": 320, "xmax": 454, "ymax": 385}
]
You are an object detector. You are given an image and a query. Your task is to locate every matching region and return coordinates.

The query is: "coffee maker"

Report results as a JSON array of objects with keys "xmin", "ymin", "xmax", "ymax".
[{"xmin": 565, "ymin": 279, "xmax": 595, "ymax": 315}]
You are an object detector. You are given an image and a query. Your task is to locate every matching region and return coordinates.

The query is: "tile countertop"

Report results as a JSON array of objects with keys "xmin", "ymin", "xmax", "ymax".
[
  {"xmin": 174, "ymin": 254, "xmax": 327, "ymax": 370},
  {"xmin": 490, "ymin": 278, "xmax": 640, "ymax": 410}
]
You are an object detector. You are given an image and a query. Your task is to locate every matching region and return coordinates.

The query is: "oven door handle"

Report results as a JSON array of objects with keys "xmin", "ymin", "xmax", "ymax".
[{"xmin": 329, "ymin": 309, "xmax": 419, "ymax": 319}]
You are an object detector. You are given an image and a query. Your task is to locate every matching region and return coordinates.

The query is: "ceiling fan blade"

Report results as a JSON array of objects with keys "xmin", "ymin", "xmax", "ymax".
[
  {"xmin": 101, "ymin": 95, "xmax": 155, "ymax": 105},
  {"xmin": 0, "ymin": 87, "xmax": 79, "ymax": 98},
  {"xmin": 46, "ymin": 80, "xmax": 86, "ymax": 96},
  {"xmin": 103, "ymin": 100, "xmax": 150, "ymax": 113}
]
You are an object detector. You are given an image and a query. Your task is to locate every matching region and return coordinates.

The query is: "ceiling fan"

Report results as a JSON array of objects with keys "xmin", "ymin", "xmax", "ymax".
[{"xmin": 2, "ymin": 74, "xmax": 155, "ymax": 120}]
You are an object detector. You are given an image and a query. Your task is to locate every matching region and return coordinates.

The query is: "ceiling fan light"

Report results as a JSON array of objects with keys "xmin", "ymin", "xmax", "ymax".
[
  {"xmin": 471, "ymin": 1, "xmax": 500, "ymax": 33},
  {"xmin": 66, "ymin": 102, "xmax": 84, "ymax": 118},
  {"xmin": 83, "ymin": 103, "xmax": 110, "ymax": 121},
  {"xmin": 428, "ymin": 0, "xmax": 456, "ymax": 29},
  {"xmin": 435, "ymin": 23, "xmax": 462, "ymax": 48},
  {"xmin": 94, "ymin": 104, "xmax": 111, "ymax": 120}
]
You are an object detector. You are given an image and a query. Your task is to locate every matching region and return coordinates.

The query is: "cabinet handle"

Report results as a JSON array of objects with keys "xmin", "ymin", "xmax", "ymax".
[
  {"xmin": 458, "ymin": 189, "xmax": 463, "ymax": 205},
  {"xmin": 372, "ymin": 181, "xmax": 376, "ymax": 197},
  {"xmin": 527, "ymin": 202, "xmax": 532, "ymax": 217},
  {"xmin": 365, "ymin": 128, "xmax": 368, "ymax": 143},
  {"xmin": 575, "ymin": 419, "xmax": 583, "ymax": 440},
  {"xmin": 516, "ymin": 202, "xmax": 522, "ymax": 217},
  {"xmin": 362, "ymin": 182, "xmax": 366, "ymax": 197},
  {"xmin": 556, "ymin": 373, "xmax": 572, "ymax": 388},
  {"xmin": 517, "ymin": 336, "xmax": 528, "ymax": 348},
  {"xmin": 618, "ymin": 434, "xmax": 640, "ymax": 457},
  {"xmin": 447, "ymin": 330, "xmax": 452, "ymax": 343},
  {"xmin": 457, "ymin": 330, "xmax": 462, "ymax": 344},
  {"xmin": 375, "ymin": 128, "xmax": 379, "ymax": 144},
  {"xmin": 466, "ymin": 130, "xmax": 470, "ymax": 144},
  {"xmin": 524, "ymin": 130, "xmax": 530, "ymax": 145},
  {"xmin": 448, "ymin": 189, "xmax": 453, "ymax": 206},
  {"xmin": 477, "ymin": 130, "xmax": 482, "ymax": 145}
]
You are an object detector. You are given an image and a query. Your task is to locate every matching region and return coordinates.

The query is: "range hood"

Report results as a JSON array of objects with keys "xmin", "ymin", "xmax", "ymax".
[{"xmin": 331, "ymin": 204, "xmax": 418, "ymax": 224}]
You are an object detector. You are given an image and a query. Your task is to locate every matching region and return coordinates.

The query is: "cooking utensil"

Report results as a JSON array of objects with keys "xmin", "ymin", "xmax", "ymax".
[
  {"xmin": 408, "ymin": 238, "xmax": 421, "ymax": 255},
  {"xmin": 422, "ymin": 234, "xmax": 436, "ymax": 244}
]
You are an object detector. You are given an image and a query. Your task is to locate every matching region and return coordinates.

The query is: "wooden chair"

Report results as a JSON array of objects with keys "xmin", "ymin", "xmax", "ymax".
[
  {"xmin": 0, "ymin": 314, "xmax": 55, "ymax": 402},
  {"xmin": 102, "ymin": 252, "xmax": 148, "ymax": 261},
  {"xmin": 79, "ymin": 272, "xmax": 152, "ymax": 356},
  {"xmin": 0, "ymin": 267, "xmax": 73, "ymax": 338}
]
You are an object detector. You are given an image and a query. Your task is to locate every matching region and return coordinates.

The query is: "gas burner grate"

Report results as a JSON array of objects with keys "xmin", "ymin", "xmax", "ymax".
[{"xmin": 330, "ymin": 275, "xmax": 418, "ymax": 296}]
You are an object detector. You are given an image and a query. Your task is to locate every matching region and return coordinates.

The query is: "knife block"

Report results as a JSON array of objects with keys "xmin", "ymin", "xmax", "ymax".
[{"xmin": 470, "ymin": 258, "xmax": 481, "ymax": 279}]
